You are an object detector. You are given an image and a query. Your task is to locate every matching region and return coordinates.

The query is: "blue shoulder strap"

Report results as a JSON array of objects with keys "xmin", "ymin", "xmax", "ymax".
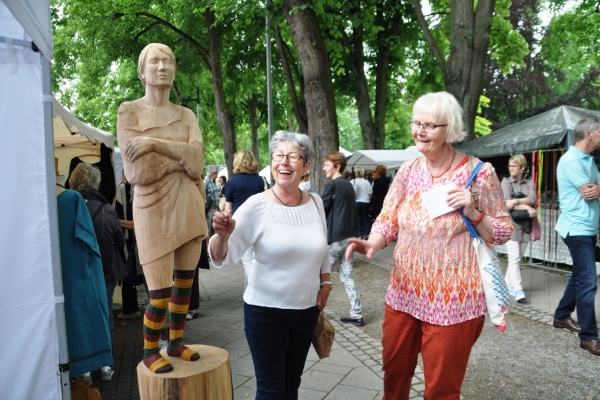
[{"xmin": 460, "ymin": 161, "xmax": 484, "ymax": 240}]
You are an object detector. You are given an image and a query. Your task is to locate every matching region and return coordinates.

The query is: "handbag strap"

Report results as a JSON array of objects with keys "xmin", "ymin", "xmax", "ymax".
[{"xmin": 460, "ymin": 160, "xmax": 484, "ymax": 241}]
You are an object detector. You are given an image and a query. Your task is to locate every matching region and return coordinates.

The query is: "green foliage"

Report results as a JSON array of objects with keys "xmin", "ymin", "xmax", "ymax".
[
  {"xmin": 475, "ymin": 95, "xmax": 492, "ymax": 137},
  {"xmin": 489, "ymin": 0, "xmax": 529, "ymax": 74},
  {"xmin": 384, "ymin": 100, "xmax": 414, "ymax": 150}
]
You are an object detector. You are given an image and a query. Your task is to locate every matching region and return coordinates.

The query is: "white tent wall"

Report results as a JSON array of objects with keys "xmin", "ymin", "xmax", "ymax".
[{"xmin": 0, "ymin": 1, "xmax": 65, "ymax": 399}]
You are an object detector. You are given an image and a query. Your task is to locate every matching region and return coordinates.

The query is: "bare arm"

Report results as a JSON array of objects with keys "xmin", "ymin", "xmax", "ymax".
[
  {"xmin": 209, "ymin": 211, "xmax": 236, "ymax": 261},
  {"xmin": 578, "ymin": 180, "xmax": 600, "ymax": 201}
]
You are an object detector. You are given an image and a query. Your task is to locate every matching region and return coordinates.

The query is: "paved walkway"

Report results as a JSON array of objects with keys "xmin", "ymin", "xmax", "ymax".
[{"xmin": 96, "ymin": 243, "xmax": 599, "ymax": 400}]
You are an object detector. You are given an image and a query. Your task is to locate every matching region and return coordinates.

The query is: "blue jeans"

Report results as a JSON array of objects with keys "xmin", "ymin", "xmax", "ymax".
[
  {"xmin": 356, "ymin": 202, "xmax": 371, "ymax": 236},
  {"xmin": 105, "ymin": 281, "xmax": 117, "ymax": 343},
  {"xmin": 244, "ymin": 303, "xmax": 320, "ymax": 400},
  {"xmin": 554, "ymin": 235, "xmax": 598, "ymax": 341}
]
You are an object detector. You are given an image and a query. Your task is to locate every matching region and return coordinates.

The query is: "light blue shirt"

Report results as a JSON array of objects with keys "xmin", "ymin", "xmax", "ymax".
[{"xmin": 555, "ymin": 145, "xmax": 600, "ymax": 237}]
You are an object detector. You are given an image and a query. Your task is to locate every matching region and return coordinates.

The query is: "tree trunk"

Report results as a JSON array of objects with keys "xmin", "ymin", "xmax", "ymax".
[
  {"xmin": 283, "ymin": 0, "xmax": 339, "ymax": 192},
  {"xmin": 413, "ymin": 0, "xmax": 495, "ymax": 142},
  {"xmin": 274, "ymin": 25, "xmax": 308, "ymax": 134},
  {"xmin": 374, "ymin": 9, "xmax": 401, "ymax": 149},
  {"xmin": 348, "ymin": 2, "xmax": 378, "ymax": 149},
  {"xmin": 248, "ymin": 93, "xmax": 260, "ymax": 163},
  {"xmin": 205, "ymin": 9, "xmax": 236, "ymax": 176}
]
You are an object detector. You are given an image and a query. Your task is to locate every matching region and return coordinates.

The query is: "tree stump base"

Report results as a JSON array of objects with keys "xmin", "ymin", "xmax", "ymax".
[{"xmin": 137, "ymin": 345, "xmax": 232, "ymax": 400}]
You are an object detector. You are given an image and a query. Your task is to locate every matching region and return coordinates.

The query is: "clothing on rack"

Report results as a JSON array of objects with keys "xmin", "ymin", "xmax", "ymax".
[{"xmin": 65, "ymin": 143, "xmax": 116, "ymax": 204}]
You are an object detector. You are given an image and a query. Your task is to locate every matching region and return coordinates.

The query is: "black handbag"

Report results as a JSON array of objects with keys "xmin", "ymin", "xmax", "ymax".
[{"xmin": 510, "ymin": 192, "xmax": 532, "ymax": 223}]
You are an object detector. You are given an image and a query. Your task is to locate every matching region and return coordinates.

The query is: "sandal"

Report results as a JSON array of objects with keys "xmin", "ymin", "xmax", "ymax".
[{"xmin": 186, "ymin": 310, "xmax": 200, "ymax": 321}]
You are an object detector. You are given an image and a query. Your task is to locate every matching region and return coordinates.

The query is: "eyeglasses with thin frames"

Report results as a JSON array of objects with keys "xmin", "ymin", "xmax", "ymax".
[
  {"xmin": 271, "ymin": 152, "xmax": 304, "ymax": 163},
  {"xmin": 409, "ymin": 121, "xmax": 448, "ymax": 133}
]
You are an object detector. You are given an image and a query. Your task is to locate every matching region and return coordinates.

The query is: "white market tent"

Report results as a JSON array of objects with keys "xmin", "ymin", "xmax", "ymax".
[
  {"xmin": 0, "ymin": 1, "xmax": 71, "ymax": 398},
  {"xmin": 346, "ymin": 147, "xmax": 423, "ymax": 171},
  {"xmin": 53, "ymin": 96, "xmax": 115, "ymax": 179}
]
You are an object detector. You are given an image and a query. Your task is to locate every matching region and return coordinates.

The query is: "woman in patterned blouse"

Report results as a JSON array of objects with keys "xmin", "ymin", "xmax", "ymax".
[{"xmin": 346, "ymin": 92, "xmax": 512, "ymax": 399}]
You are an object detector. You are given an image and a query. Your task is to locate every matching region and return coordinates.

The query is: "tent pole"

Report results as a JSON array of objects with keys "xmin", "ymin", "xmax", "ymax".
[{"xmin": 42, "ymin": 54, "xmax": 72, "ymax": 399}]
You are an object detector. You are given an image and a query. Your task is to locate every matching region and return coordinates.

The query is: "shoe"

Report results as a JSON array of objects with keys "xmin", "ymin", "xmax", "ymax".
[
  {"xmin": 117, "ymin": 311, "xmax": 141, "ymax": 319},
  {"xmin": 159, "ymin": 338, "xmax": 168, "ymax": 350},
  {"xmin": 186, "ymin": 310, "xmax": 201, "ymax": 321},
  {"xmin": 580, "ymin": 339, "xmax": 600, "ymax": 356},
  {"xmin": 553, "ymin": 318, "xmax": 581, "ymax": 333},
  {"xmin": 100, "ymin": 366, "xmax": 114, "ymax": 381},
  {"xmin": 514, "ymin": 289, "xmax": 526, "ymax": 303},
  {"xmin": 81, "ymin": 372, "xmax": 92, "ymax": 385},
  {"xmin": 340, "ymin": 317, "xmax": 364, "ymax": 327}
]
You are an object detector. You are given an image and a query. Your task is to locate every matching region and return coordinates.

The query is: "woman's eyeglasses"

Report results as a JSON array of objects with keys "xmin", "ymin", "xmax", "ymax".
[
  {"xmin": 409, "ymin": 121, "xmax": 448, "ymax": 133},
  {"xmin": 271, "ymin": 152, "xmax": 304, "ymax": 163}
]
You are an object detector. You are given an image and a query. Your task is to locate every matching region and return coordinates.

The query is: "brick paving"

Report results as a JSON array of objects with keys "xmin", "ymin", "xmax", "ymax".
[{"xmin": 92, "ymin": 244, "xmax": 598, "ymax": 399}]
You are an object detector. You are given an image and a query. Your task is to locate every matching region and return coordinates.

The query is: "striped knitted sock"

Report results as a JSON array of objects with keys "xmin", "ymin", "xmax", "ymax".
[
  {"xmin": 143, "ymin": 287, "xmax": 173, "ymax": 373},
  {"xmin": 167, "ymin": 269, "xmax": 200, "ymax": 361}
]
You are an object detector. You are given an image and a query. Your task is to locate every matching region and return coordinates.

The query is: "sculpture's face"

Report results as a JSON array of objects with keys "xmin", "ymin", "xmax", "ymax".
[{"xmin": 142, "ymin": 47, "xmax": 175, "ymax": 88}]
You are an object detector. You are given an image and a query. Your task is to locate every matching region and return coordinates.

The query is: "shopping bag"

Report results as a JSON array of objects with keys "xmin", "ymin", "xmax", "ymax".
[{"xmin": 312, "ymin": 311, "xmax": 335, "ymax": 358}]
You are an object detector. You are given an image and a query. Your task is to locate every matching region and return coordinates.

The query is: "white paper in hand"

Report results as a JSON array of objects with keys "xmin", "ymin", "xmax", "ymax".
[{"xmin": 422, "ymin": 182, "xmax": 458, "ymax": 219}]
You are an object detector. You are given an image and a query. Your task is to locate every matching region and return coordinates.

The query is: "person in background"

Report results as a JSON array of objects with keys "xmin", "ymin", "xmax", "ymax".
[
  {"xmin": 351, "ymin": 167, "xmax": 373, "ymax": 238},
  {"xmin": 217, "ymin": 175, "xmax": 227, "ymax": 192},
  {"xmin": 204, "ymin": 165, "xmax": 220, "ymax": 237},
  {"xmin": 370, "ymin": 164, "xmax": 391, "ymax": 222},
  {"xmin": 224, "ymin": 150, "xmax": 268, "ymax": 288},
  {"xmin": 322, "ymin": 151, "xmax": 363, "ymax": 327},
  {"xmin": 346, "ymin": 91, "xmax": 512, "ymax": 398},
  {"xmin": 210, "ymin": 131, "xmax": 330, "ymax": 398},
  {"xmin": 70, "ymin": 162, "xmax": 128, "ymax": 382},
  {"xmin": 553, "ymin": 118, "xmax": 600, "ymax": 356},
  {"xmin": 299, "ymin": 173, "xmax": 311, "ymax": 191},
  {"xmin": 501, "ymin": 154, "xmax": 536, "ymax": 303},
  {"xmin": 217, "ymin": 175, "xmax": 227, "ymax": 211}
]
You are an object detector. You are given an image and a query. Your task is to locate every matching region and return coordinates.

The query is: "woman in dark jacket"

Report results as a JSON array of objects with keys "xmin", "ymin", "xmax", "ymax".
[
  {"xmin": 370, "ymin": 164, "xmax": 391, "ymax": 222},
  {"xmin": 69, "ymin": 162, "xmax": 127, "ymax": 381}
]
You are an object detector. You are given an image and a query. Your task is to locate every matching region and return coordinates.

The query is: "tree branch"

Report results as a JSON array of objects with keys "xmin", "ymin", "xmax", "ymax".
[
  {"xmin": 133, "ymin": 11, "xmax": 211, "ymax": 70},
  {"xmin": 412, "ymin": 0, "xmax": 448, "ymax": 80}
]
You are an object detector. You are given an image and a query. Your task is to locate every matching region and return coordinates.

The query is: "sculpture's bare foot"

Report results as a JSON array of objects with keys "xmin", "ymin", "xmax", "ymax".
[
  {"xmin": 167, "ymin": 344, "xmax": 200, "ymax": 361},
  {"xmin": 143, "ymin": 353, "xmax": 173, "ymax": 373}
]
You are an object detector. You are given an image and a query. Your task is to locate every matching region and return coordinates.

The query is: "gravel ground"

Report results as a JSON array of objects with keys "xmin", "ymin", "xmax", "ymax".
[{"xmin": 326, "ymin": 259, "xmax": 600, "ymax": 400}]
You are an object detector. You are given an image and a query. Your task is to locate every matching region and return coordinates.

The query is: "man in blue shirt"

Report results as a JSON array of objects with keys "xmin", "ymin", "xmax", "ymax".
[{"xmin": 554, "ymin": 118, "xmax": 600, "ymax": 356}]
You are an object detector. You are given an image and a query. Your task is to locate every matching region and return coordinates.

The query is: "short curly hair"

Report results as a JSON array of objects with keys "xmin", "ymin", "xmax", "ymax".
[
  {"xmin": 269, "ymin": 131, "xmax": 313, "ymax": 165},
  {"xmin": 375, "ymin": 165, "xmax": 387, "ymax": 176},
  {"xmin": 323, "ymin": 151, "xmax": 347, "ymax": 172},
  {"xmin": 69, "ymin": 163, "xmax": 101, "ymax": 191},
  {"xmin": 233, "ymin": 150, "xmax": 259, "ymax": 174}
]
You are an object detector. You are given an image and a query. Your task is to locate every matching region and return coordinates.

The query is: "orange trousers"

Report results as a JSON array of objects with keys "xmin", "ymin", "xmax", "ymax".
[{"xmin": 382, "ymin": 304, "xmax": 485, "ymax": 400}]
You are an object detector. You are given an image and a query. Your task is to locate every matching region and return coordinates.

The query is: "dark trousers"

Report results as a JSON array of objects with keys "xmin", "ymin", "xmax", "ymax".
[
  {"xmin": 555, "ymin": 234, "xmax": 598, "ymax": 341},
  {"xmin": 356, "ymin": 202, "xmax": 371, "ymax": 236},
  {"xmin": 244, "ymin": 303, "xmax": 320, "ymax": 400}
]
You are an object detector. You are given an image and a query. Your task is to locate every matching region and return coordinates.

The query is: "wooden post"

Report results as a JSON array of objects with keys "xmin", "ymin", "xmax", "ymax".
[{"xmin": 137, "ymin": 345, "xmax": 233, "ymax": 400}]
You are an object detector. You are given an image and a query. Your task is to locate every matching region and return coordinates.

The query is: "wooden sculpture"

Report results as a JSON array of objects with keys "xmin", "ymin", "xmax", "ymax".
[{"xmin": 117, "ymin": 43, "xmax": 207, "ymax": 374}]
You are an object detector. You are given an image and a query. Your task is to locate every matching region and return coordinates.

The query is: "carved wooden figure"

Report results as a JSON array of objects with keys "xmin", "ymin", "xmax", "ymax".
[{"xmin": 117, "ymin": 43, "xmax": 207, "ymax": 374}]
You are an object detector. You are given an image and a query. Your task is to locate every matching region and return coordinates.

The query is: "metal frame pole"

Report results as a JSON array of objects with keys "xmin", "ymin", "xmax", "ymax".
[{"xmin": 41, "ymin": 54, "xmax": 72, "ymax": 398}]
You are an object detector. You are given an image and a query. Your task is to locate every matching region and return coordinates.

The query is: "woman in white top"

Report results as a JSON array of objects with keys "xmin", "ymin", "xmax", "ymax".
[
  {"xmin": 209, "ymin": 131, "xmax": 331, "ymax": 399},
  {"xmin": 352, "ymin": 167, "xmax": 373, "ymax": 238}
]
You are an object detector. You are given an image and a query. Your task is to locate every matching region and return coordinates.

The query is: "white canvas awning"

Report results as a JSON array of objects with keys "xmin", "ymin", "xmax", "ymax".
[{"xmin": 347, "ymin": 148, "xmax": 422, "ymax": 170}]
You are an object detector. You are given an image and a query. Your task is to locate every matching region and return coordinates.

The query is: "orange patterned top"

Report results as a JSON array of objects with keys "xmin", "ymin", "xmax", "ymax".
[{"xmin": 371, "ymin": 155, "xmax": 512, "ymax": 325}]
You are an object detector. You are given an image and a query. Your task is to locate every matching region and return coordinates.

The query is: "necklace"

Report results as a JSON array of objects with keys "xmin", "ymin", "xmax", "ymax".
[
  {"xmin": 427, "ymin": 149, "xmax": 456, "ymax": 179},
  {"xmin": 271, "ymin": 187, "xmax": 303, "ymax": 207}
]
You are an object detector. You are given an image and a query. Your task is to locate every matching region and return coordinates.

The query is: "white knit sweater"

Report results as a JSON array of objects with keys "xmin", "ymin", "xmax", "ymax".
[{"xmin": 209, "ymin": 193, "xmax": 330, "ymax": 309}]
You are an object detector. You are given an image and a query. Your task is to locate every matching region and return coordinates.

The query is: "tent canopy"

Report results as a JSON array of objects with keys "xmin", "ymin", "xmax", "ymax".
[
  {"xmin": 347, "ymin": 148, "xmax": 422, "ymax": 170},
  {"xmin": 53, "ymin": 97, "xmax": 115, "ymax": 178},
  {"xmin": 456, "ymin": 106, "xmax": 600, "ymax": 158}
]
